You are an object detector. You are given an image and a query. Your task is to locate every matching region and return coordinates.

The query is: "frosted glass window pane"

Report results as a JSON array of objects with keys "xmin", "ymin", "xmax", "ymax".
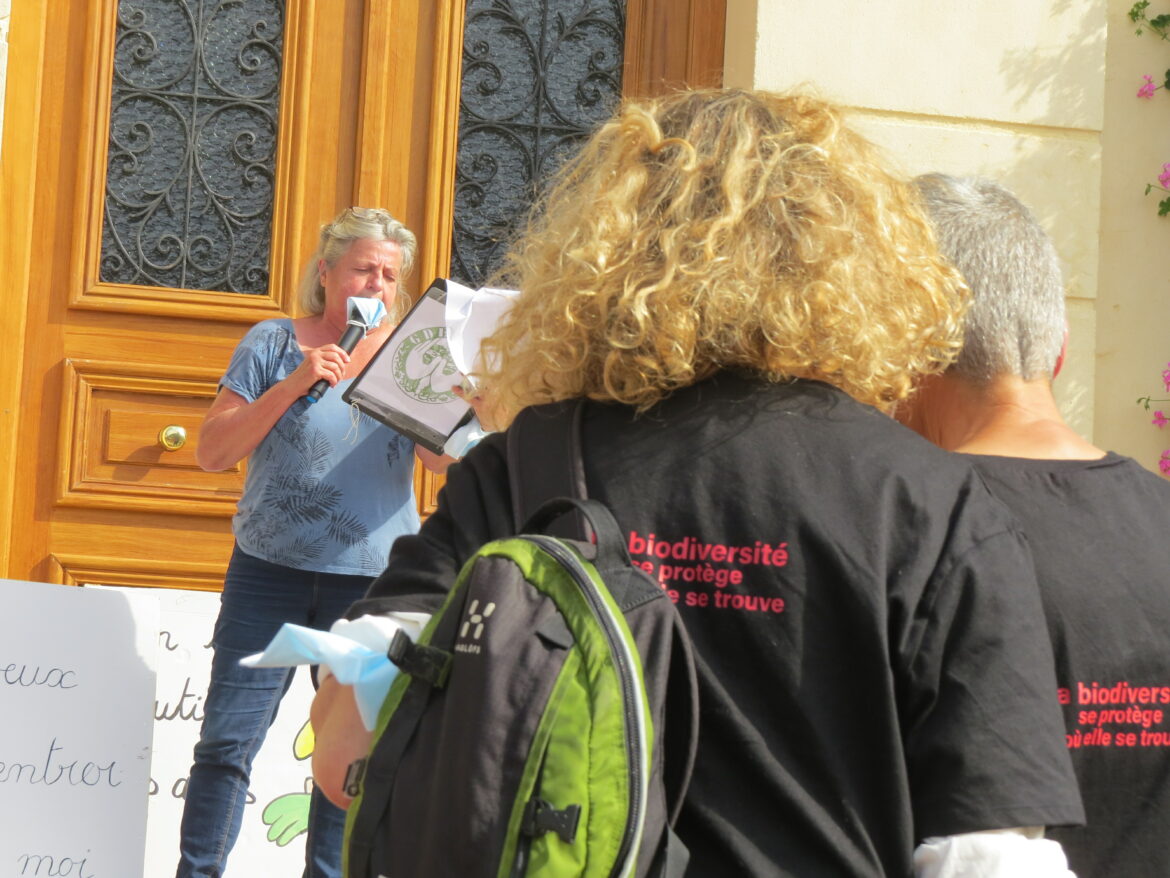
[
  {"xmin": 100, "ymin": 0, "xmax": 284, "ymax": 295},
  {"xmin": 451, "ymin": 0, "xmax": 625, "ymax": 287}
]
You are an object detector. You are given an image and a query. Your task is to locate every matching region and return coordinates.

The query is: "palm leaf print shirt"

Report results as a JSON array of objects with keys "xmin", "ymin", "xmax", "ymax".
[{"xmin": 221, "ymin": 319, "xmax": 420, "ymax": 575}]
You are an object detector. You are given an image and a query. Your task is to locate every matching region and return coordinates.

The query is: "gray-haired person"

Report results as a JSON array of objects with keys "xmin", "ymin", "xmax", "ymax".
[
  {"xmin": 176, "ymin": 207, "xmax": 449, "ymax": 878},
  {"xmin": 901, "ymin": 173, "xmax": 1170, "ymax": 877}
]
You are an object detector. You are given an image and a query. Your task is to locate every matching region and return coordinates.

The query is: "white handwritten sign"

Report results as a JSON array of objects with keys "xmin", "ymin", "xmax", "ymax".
[
  {"xmin": 133, "ymin": 587, "xmax": 314, "ymax": 878},
  {"xmin": 0, "ymin": 579, "xmax": 157, "ymax": 878}
]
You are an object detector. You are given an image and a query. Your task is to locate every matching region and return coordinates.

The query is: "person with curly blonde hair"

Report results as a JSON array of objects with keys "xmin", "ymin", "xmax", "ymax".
[
  {"xmin": 312, "ymin": 89, "xmax": 1083, "ymax": 876},
  {"xmin": 479, "ymin": 88, "xmax": 964, "ymax": 422}
]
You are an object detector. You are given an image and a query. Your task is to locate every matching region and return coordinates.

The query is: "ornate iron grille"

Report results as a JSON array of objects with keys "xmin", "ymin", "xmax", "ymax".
[
  {"xmin": 452, "ymin": 0, "xmax": 626, "ymax": 287},
  {"xmin": 100, "ymin": 0, "xmax": 284, "ymax": 295}
]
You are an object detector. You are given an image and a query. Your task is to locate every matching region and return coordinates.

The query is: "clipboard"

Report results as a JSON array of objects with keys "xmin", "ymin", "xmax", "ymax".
[{"xmin": 343, "ymin": 278, "xmax": 474, "ymax": 455}]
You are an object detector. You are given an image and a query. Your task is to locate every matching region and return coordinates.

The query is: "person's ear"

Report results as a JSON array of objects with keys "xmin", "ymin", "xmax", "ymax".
[
  {"xmin": 1053, "ymin": 325, "xmax": 1069, "ymax": 379},
  {"xmin": 318, "ymin": 258, "xmax": 328, "ymax": 286}
]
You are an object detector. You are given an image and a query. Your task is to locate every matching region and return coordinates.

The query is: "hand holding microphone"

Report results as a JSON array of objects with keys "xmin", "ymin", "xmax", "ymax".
[
  {"xmin": 306, "ymin": 297, "xmax": 388, "ymax": 403},
  {"xmin": 305, "ymin": 323, "xmax": 363, "ymax": 404}
]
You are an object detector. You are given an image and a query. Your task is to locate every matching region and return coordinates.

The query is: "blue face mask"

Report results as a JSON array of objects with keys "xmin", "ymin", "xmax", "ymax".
[
  {"xmin": 442, "ymin": 414, "xmax": 490, "ymax": 459},
  {"xmin": 348, "ymin": 296, "xmax": 388, "ymax": 330}
]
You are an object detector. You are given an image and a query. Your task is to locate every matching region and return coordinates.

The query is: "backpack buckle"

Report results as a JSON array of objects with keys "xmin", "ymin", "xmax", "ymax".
[
  {"xmin": 521, "ymin": 798, "xmax": 581, "ymax": 844},
  {"xmin": 343, "ymin": 757, "xmax": 367, "ymax": 798},
  {"xmin": 387, "ymin": 628, "xmax": 452, "ymax": 688}
]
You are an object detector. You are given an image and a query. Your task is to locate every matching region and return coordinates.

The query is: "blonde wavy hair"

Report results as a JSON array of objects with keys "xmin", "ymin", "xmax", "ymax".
[
  {"xmin": 479, "ymin": 88, "xmax": 967, "ymax": 425},
  {"xmin": 296, "ymin": 206, "xmax": 417, "ymax": 320}
]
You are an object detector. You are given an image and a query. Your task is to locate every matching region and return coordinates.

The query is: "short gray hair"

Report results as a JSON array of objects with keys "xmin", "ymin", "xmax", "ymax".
[
  {"xmin": 296, "ymin": 207, "xmax": 418, "ymax": 318},
  {"xmin": 913, "ymin": 174, "xmax": 1065, "ymax": 383}
]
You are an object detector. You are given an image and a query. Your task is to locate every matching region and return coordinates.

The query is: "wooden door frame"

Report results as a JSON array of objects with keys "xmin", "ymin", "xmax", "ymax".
[
  {"xmin": 626, "ymin": 0, "xmax": 727, "ymax": 96},
  {"xmin": 354, "ymin": 1, "xmax": 468, "ymax": 517},
  {"xmin": 0, "ymin": 0, "xmax": 48, "ymax": 575}
]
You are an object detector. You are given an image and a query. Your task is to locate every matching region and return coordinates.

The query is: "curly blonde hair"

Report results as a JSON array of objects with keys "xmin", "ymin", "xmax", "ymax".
[{"xmin": 480, "ymin": 88, "xmax": 967, "ymax": 424}]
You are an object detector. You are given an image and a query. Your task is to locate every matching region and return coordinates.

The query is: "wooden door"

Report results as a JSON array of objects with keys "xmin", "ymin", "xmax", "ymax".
[
  {"xmin": 0, "ymin": 0, "xmax": 466, "ymax": 589},
  {"xmin": 0, "ymin": 0, "xmax": 723, "ymax": 590}
]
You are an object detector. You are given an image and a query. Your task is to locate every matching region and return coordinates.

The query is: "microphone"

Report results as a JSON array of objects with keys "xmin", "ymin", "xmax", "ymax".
[
  {"xmin": 305, "ymin": 325, "xmax": 364, "ymax": 403},
  {"xmin": 305, "ymin": 297, "xmax": 387, "ymax": 404}
]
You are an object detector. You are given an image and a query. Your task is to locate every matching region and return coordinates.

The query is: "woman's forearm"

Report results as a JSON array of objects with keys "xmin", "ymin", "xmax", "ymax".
[{"xmin": 196, "ymin": 382, "xmax": 302, "ymax": 471}]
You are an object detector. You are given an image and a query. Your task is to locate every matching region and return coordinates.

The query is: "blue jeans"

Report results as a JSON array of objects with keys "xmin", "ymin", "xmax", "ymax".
[{"xmin": 176, "ymin": 546, "xmax": 374, "ymax": 878}]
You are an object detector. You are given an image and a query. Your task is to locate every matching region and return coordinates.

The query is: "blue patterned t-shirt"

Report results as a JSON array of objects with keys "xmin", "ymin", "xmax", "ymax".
[{"xmin": 220, "ymin": 318, "xmax": 420, "ymax": 576}]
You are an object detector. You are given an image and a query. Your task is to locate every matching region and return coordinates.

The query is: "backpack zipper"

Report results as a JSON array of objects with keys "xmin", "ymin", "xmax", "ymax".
[{"xmin": 527, "ymin": 536, "xmax": 649, "ymax": 878}]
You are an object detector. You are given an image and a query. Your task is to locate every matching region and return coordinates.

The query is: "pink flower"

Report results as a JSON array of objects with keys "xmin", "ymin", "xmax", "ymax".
[
  {"xmin": 1139, "ymin": 74, "xmax": 1158, "ymax": 98},
  {"xmin": 1159, "ymin": 163, "xmax": 1170, "ymax": 190},
  {"xmin": 1154, "ymin": 411, "xmax": 1169, "ymax": 428},
  {"xmin": 1163, "ymin": 362, "xmax": 1170, "ymax": 392},
  {"xmin": 1160, "ymin": 450, "xmax": 1170, "ymax": 475}
]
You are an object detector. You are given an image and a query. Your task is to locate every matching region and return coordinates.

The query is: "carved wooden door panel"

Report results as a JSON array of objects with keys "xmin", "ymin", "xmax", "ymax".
[{"xmin": 1, "ymin": 0, "xmax": 723, "ymax": 590}]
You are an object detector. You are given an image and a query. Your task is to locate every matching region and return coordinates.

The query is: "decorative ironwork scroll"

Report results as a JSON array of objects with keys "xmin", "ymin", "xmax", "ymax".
[
  {"xmin": 452, "ymin": 0, "xmax": 626, "ymax": 287},
  {"xmin": 100, "ymin": 0, "xmax": 284, "ymax": 295}
]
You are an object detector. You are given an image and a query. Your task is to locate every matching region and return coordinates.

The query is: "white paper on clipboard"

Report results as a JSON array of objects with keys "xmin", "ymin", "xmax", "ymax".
[
  {"xmin": 444, "ymin": 283, "xmax": 522, "ymax": 388},
  {"xmin": 343, "ymin": 279, "xmax": 474, "ymax": 454}
]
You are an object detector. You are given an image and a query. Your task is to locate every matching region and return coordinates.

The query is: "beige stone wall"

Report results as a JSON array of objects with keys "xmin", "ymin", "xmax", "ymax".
[
  {"xmin": 726, "ymin": 0, "xmax": 1170, "ymax": 472},
  {"xmin": 1097, "ymin": 0, "xmax": 1170, "ymax": 470}
]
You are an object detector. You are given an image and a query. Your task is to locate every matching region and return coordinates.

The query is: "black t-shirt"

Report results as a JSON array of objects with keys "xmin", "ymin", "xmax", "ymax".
[
  {"xmin": 969, "ymin": 452, "xmax": 1170, "ymax": 878},
  {"xmin": 366, "ymin": 374, "xmax": 1083, "ymax": 876}
]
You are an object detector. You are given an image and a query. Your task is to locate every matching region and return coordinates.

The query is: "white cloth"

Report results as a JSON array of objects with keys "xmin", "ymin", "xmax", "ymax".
[
  {"xmin": 913, "ymin": 828, "xmax": 1076, "ymax": 878},
  {"xmin": 443, "ymin": 282, "xmax": 520, "ymax": 382},
  {"xmin": 241, "ymin": 612, "xmax": 430, "ymax": 730}
]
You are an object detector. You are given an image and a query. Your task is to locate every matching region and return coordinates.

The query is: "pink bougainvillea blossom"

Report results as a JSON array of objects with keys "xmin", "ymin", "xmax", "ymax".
[
  {"xmin": 1163, "ymin": 363, "xmax": 1170, "ymax": 392},
  {"xmin": 1160, "ymin": 450, "xmax": 1170, "ymax": 476},
  {"xmin": 1154, "ymin": 411, "xmax": 1169, "ymax": 428},
  {"xmin": 1139, "ymin": 74, "xmax": 1159, "ymax": 98},
  {"xmin": 1159, "ymin": 163, "xmax": 1170, "ymax": 190}
]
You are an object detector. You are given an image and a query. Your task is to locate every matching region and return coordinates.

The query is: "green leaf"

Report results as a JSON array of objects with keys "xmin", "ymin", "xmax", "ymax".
[
  {"xmin": 1162, "ymin": 68, "xmax": 1170, "ymax": 89},
  {"xmin": 1158, "ymin": 195, "xmax": 1170, "ymax": 216}
]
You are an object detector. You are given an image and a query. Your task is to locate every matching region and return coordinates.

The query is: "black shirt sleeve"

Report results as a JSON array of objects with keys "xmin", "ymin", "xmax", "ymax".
[{"xmin": 899, "ymin": 524, "xmax": 1085, "ymax": 837}]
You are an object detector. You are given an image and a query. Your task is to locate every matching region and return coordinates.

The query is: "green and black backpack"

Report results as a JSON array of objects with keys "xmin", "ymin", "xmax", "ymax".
[{"xmin": 341, "ymin": 401, "xmax": 699, "ymax": 878}]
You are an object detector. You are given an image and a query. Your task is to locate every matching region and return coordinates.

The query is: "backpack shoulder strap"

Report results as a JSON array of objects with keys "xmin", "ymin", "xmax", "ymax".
[
  {"xmin": 505, "ymin": 400, "xmax": 699, "ymax": 840},
  {"xmin": 506, "ymin": 400, "xmax": 588, "ymax": 538}
]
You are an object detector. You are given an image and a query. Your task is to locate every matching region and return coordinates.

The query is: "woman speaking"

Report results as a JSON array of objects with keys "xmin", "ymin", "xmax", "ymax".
[{"xmin": 176, "ymin": 207, "xmax": 447, "ymax": 878}]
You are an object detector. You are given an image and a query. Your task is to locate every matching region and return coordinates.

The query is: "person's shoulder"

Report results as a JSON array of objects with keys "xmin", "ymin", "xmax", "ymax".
[
  {"xmin": 690, "ymin": 374, "xmax": 976, "ymax": 475},
  {"xmin": 717, "ymin": 376, "xmax": 989, "ymax": 494},
  {"xmin": 239, "ymin": 317, "xmax": 295, "ymax": 347},
  {"xmin": 466, "ymin": 429, "xmax": 507, "ymax": 462},
  {"xmin": 516, "ymin": 398, "xmax": 582, "ymax": 420},
  {"xmin": 1100, "ymin": 451, "xmax": 1170, "ymax": 498},
  {"xmin": 1106, "ymin": 450, "xmax": 1168, "ymax": 477},
  {"xmin": 968, "ymin": 449, "xmax": 1164, "ymax": 487},
  {"xmin": 443, "ymin": 430, "xmax": 508, "ymax": 487},
  {"xmin": 230, "ymin": 319, "xmax": 299, "ymax": 370},
  {"xmin": 807, "ymin": 386, "xmax": 977, "ymax": 478},
  {"xmin": 751, "ymin": 377, "xmax": 960, "ymax": 453}
]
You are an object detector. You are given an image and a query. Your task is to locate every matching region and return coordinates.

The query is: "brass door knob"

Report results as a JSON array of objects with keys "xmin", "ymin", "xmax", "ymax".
[{"xmin": 158, "ymin": 425, "xmax": 187, "ymax": 451}]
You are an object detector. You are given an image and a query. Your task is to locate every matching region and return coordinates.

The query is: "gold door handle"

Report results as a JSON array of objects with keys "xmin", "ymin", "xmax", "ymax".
[{"xmin": 157, "ymin": 425, "xmax": 187, "ymax": 451}]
